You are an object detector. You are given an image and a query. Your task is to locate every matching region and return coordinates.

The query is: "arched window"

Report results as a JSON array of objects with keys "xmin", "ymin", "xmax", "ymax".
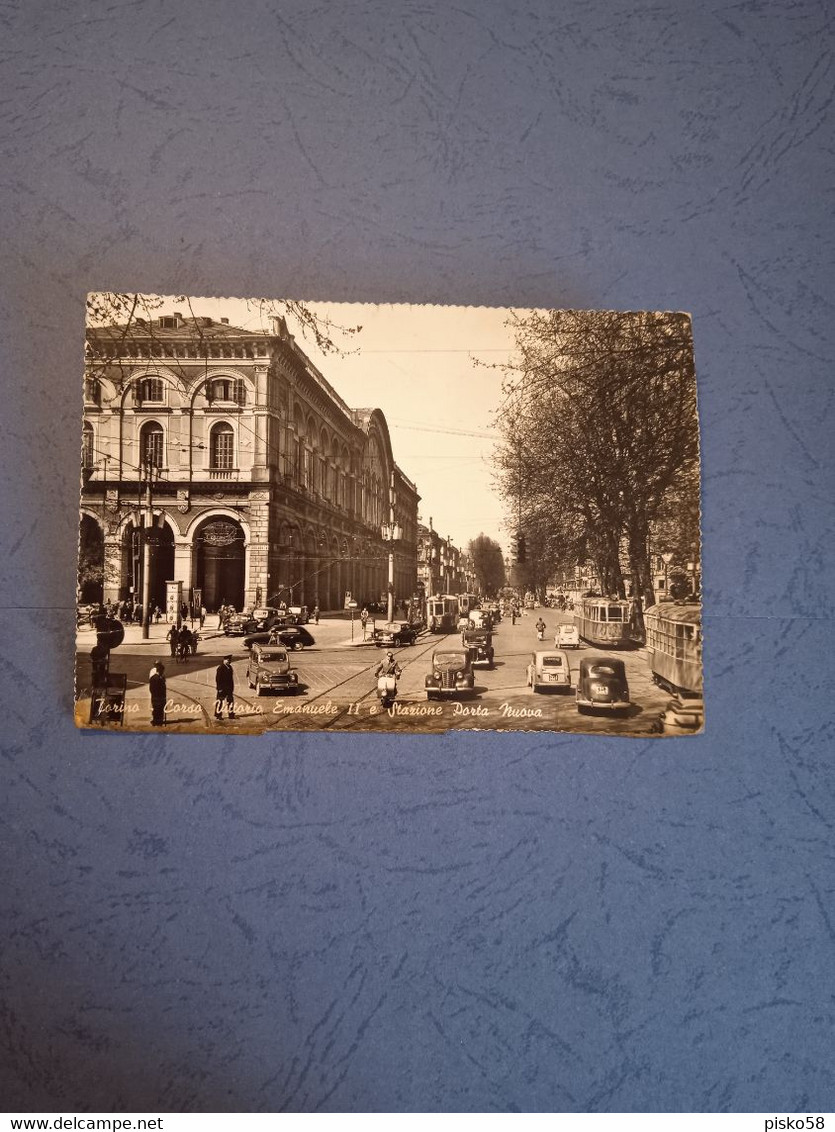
[
  {"xmin": 82, "ymin": 422, "xmax": 94, "ymax": 469},
  {"xmin": 207, "ymin": 377, "xmax": 245, "ymax": 405},
  {"xmin": 210, "ymin": 423, "xmax": 234, "ymax": 470},
  {"xmin": 136, "ymin": 376, "xmax": 164, "ymax": 404},
  {"xmin": 140, "ymin": 421, "xmax": 164, "ymax": 469}
]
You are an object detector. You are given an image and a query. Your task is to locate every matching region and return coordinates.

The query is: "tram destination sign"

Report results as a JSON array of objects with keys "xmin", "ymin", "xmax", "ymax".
[{"xmin": 75, "ymin": 292, "xmax": 704, "ymax": 736}]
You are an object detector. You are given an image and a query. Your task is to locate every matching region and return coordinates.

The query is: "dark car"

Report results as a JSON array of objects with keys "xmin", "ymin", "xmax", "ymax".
[
  {"xmin": 243, "ymin": 624, "xmax": 316, "ymax": 651},
  {"xmin": 372, "ymin": 620, "xmax": 417, "ymax": 647},
  {"xmin": 240, "ymin": 606, "xmax": 285, "ymax": 633},
  {"xmin": 461, "ymin": 627, "xmax": 494, "ymax": 668},
  {"xmin": 576, "ymin": 656, "xmax": 630, "ymax": 714},
  {"xmin": 425, "ymin": 649, "xmax": 475, "ymax": 700}
]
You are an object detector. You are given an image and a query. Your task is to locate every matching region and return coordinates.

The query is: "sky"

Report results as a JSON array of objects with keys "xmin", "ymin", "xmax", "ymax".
[{"xmin": 123, "ymin": 294, "xmax": 527, "ymax": 555}]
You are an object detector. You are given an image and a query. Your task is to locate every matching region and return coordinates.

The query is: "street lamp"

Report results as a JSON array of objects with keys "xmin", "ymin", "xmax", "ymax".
[
  {"xmin": 381, "ymin": 471, "xmax": 402, "ymax": 622},
  {"xmin": 661, "ymin": 551, "xmax": 674, "ymax": 598},
  {"xmin": 140, "ymin": 459, "xmax": 162, "ymax": 639}
]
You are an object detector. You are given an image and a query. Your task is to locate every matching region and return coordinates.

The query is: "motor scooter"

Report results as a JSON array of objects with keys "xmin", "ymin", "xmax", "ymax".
[{"xmin": 376, "ymin": 672, "xmax": 399, "ymax": 710}]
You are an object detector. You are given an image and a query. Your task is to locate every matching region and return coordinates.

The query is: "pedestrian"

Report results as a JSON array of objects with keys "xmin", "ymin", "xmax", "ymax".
[
  {"xmin": 149, "ymin": 661, "xmax": 166, "ymax": 726},
  {"xmin": 360, "ymin": 606, "xmax": 368, "ymax": 639},
  {"xmin": 199, "ymin": 605, "xmax": 206, "ymax": 629},
  {"xmin": 153, "ymin": 605, "xmax": 162, "ymax": 623},
  {"xmin": 166, "ymin": 623, "xmax": 180, "ymax": 658},
  {"xmin": 178, "ymin": 627, "xmax": 192, "ymax": 661},
  {"xmin": 217, "ymin": 603, "xmax": 225, "ymax": 629},
  {"xmin": 215, "ymin": 655, "xmax": 235, "ymax": 720},
  {"xmin": 313, "ymin": 603, "xmax": 320, "ymax": 625}
]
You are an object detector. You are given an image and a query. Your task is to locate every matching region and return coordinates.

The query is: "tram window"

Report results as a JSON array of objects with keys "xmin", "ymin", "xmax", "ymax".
[{"xmin": 608, "ymin": 605, "xmax": 623, "ymax": 621}]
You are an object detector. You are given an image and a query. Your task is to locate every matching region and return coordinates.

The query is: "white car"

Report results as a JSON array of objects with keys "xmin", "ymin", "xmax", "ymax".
[
  {"xmin": 555, "ymin": 624, "xmax": 580, "ymax": 649},
  {"xmin": 526, "ymin": 650, "xmax": 572, "ymax": 693}
]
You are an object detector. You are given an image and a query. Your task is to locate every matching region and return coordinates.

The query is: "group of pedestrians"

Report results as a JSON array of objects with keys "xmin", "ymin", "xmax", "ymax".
[
  {"xmin": 148, "ymin": 654, "xmax": 237, "ymax": 726},
  {"xmin": 166, "ymin": 623, "xmax": 199, "ymax": 661}
]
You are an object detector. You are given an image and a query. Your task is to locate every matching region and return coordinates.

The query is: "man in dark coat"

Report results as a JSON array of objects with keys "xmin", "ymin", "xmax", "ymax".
[
  {"xmin": 149, "ymin": 661, "xmax": 166, "ymax": 726},
  {"xmin": 215, "ymin": 655, "xmax": 235, "ymax": 720}
]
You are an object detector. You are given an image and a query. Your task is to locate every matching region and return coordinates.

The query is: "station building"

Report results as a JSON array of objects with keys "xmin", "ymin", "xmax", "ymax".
[{"xmin": 79, "ymin": 310, "xmax": 420, "ymax": 613}]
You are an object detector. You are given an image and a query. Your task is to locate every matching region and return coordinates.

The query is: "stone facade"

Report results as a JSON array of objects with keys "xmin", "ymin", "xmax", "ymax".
[{"xmin": 79, "ymin": 311, "xmax": 420, "ymax": 612}]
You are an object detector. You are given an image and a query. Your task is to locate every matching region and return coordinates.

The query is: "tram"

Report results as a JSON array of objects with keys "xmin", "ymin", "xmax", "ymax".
[
  {"xmin": 457, "ymin": 593, "xmax": 479, "ymax": 619},
  {"xmin": 644, "ymin": 602, "xmax": 703, "ymax": 696},
  {"xmin": 426, "ymin": 594, "xmax": 460, "ymax": 633},
  {"xmin": 574, "ymin": 597, "xmax": 635, "ymax": 648}
]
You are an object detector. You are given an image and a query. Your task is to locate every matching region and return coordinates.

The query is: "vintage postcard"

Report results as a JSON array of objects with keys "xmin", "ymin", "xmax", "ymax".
[{"xmin": 75, "ymin": 294, "xmax": 703, "ymax": 736}]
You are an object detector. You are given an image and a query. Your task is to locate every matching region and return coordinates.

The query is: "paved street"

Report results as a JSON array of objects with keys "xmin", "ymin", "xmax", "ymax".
[{"xmin": 76, "ymin": 608, "xmax": 673, "ymax": 736}]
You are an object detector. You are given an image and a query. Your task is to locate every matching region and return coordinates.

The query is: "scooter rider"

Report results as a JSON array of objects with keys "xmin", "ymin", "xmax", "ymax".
[
  {"xmin": 375, "ymin": 650, "xmax": 402, "ymax": 708},
  {"xmin": 535, "ymin": 616, "xmax": 546, "ymax": 641},
  {"xmin": 375, "ymin": 650, "xmax": 402, "ymax": 679}
]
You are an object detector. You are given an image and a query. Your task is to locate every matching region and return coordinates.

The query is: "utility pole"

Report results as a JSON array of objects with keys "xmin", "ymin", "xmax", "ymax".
[
  {"xmin": 140, "ymin": 460, "xmax": 158, "ymax": 640},
  {"xmin": 386, "ymin": 470, "xmax": 397, "ymax": 623}
]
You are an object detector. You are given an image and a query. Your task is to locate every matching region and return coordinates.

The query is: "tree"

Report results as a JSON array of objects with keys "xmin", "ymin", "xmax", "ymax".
[
  {"xmin": 467, "ymin": 534, "xmax": 506, "ymax": 596},
  {"xmin": 492, "ymin": 310, "xmax": 700, "ymax": 608}
]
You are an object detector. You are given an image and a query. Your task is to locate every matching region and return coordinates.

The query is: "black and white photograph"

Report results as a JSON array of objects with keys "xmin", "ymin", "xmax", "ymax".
[{"xmin": 76, "ymin": 293, "xmax": 703, "ymax": 736}]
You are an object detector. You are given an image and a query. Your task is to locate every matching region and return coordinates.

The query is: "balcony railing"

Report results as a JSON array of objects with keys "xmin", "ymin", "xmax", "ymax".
[{"xmin": 208, "ymin": 467, "xmax": 239, "ymax": 480}]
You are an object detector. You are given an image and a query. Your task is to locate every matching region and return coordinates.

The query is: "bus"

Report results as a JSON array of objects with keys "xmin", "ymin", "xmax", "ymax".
[
  {"xmin": 644, "ymin": 603, "xmax": 703, "ymax": 696},
  {"xmin": 426, "ymin": 594, "xmax": 459, "ymax": 633},
  {"xmin": 574, "ymin": 597, "xmax": 635, "ymax": 648}
]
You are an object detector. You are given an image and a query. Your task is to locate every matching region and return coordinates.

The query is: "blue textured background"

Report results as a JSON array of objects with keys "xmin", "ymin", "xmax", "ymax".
[{"xmin": 1, "ymin": 0, "xmax": 833, "ymax": 1114}]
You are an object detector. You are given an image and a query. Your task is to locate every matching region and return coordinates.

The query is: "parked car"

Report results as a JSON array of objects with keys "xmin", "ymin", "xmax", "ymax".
[
  {"xmin": 555, "ymin": 623, "xmax": 580, "ymax": 649},
  {"xmin": 372, "ymin": 620, "xmax": 417, "ymax": 647},
  {"xmin": 576, "ymin": 656, "xmax": 630, "ymax": 714},
  {"xmin": 286, "ymin": 605, "xmax": 310, "ymax": 624},
  {"xmin": 462, "ymin": 627, "xmax": 494, "ymax": 668},
  {"xmin": 243, "ymin": 624, "xmax": 315, "ymax": 651},
  {"xmin": 246, "ymin": 644, "xmax": 299, "ymax": 695},
  {"xmin": 526, "ymin": 649, "xmax": 572, "ymax": 693},
  {"xmin": 425, "ymin": 649, "xmax": 475, "ymax": 700}
]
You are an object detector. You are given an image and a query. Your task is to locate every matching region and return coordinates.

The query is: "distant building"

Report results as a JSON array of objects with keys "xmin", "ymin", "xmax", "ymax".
[
  {"xmin": 416, "ymin": 523, "xmax": 474, "ymax": 596},
  {"xmin": 79, "ymin": 311, "xmax": 419, "ymax": 611}
]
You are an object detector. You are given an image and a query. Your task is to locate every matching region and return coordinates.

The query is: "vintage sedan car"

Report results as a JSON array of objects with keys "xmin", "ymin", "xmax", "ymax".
[
  {"xmin": 466, "ymin": 609, "xmax": 494, "ymax": 631},
  {"xmin": 286, "ymin": 604, "xmax": 310, "ymax": 624},
  {"xmin": 425, "ymin": 649, "xmax": 475, "ymax": 700},
  {"xmin": 372, "ymin": 620, "xmax": 417, "ymax": 647},
  {"xmin": 555, "ymin": 623, "xmax": 580, "ymax": 649},
  {"xmin": 526, "ymin": 649, "xmax": 572, "ymax": 693},
  {"xmin": 243, "ymin": 624, "xmax": 316, "ymax": 651},
  {"xmin": 240, "ymin": 606, "xmax": 285, "ymax": 633},
  {"xmin": 245, "ymin": 644, "xmax": 299, "ymax": 695},
  {"xmin": 654, "ymin": 696, "xmax": 704, "ymax": 735},
  {"xmin": 576, "ymin": 656, "xmax": 630, "ymax": 714},
  {"xmin": 462, "ymin": 627, "xmax": 494, "ymax": 668},
  {"xmin": 481, "ymin": 601, "xmax": 501, "ymax": 623},
  {"xmin": 224, "ymin": 609, "xmax": 252, "ymax": 635}
]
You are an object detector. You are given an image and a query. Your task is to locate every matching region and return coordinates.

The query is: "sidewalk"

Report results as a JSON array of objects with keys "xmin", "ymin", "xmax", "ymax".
[{"xmin": 76, "ymin": 615, "xmax": 391, "ymax": 652}]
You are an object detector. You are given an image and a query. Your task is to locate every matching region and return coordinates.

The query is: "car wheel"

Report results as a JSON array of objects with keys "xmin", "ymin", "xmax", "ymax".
[
  {"xmin": 292, "ymin": 641, "xmax": 304, "ymax": 651},
  {"xmin": 255, "ymin": 679, "xmax": 261, "ymax": 696}
]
